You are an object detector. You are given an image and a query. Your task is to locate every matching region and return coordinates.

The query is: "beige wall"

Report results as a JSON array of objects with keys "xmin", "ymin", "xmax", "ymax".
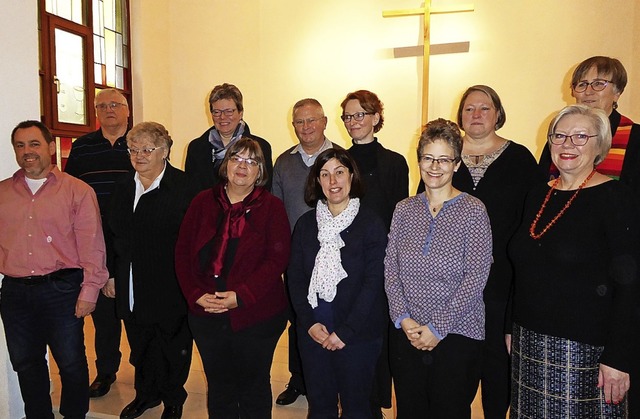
[{"xmin": 130, "ymin": 0, "xmax": 639, "ymax": 192}]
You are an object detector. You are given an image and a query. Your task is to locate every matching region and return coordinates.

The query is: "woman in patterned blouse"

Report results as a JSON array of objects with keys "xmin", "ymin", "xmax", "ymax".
[{"xmin": 385, "ymin": 119, "xmax": 493, "ymax": 418}]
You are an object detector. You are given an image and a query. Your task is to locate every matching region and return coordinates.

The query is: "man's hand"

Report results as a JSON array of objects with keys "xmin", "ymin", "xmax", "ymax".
[{"xmin": 75, "ymin": 299, "xmax": 96, "ymax": 318}]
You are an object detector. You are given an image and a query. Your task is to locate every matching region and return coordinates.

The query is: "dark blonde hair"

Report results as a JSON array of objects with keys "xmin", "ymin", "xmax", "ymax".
[
  {"xmin": 209, "ymin": 83, "xmax": 244, "ymax": 113},
  {"xmin": 456, "ymin": 85, "xmax": 506, "ymax": 130}
]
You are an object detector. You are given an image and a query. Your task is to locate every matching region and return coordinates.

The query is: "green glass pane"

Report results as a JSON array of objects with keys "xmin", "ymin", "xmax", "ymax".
[
  {"xmin": 115, "ymin": 33, "xmax": 123, "ymax": 66},
  {"xmin": 55, "ymin": 28, "xmax": 86, "ymax": 124},
  {"xmin": 115, "ymin": 0, "xmax": 122, "ymax": 34}
]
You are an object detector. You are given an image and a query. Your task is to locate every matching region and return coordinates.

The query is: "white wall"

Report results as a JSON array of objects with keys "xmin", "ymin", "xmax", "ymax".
[
  {"xmin": 0, "ymin": 1, "xmax": 38, "ymax": 415},
  {"xmin": 130, "ymin": 0, "xmax": 639, "ymax": 192}
]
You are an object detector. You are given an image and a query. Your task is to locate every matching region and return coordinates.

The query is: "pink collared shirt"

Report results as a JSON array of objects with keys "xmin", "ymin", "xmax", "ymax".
[{"xmin": 0, "ymin": 166, "xmax": 108, "ymax": 303}]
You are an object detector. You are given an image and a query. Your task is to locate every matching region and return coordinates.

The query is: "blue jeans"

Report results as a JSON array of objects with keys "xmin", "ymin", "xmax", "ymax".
[{"xmin": 0, "ymin": 270, "xmax": 89, "ymax": 419}]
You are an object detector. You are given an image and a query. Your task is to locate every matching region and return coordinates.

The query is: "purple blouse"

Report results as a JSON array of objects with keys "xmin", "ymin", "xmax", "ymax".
[{"xmin": 384, "ymin": 192, "xmax": 492, "ymax": 341}]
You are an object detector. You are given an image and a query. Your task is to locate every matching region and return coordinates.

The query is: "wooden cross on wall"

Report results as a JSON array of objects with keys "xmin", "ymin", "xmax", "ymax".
[{"xmin": 383, "ymin": 2, "xmax": 474, "ymax": 125}]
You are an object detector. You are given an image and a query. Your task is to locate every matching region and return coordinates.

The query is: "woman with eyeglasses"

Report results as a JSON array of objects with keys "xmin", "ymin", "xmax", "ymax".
[
  {"xmin": 508, "ymin": 105, "xmax": 640, "ymax": 418},
  {"xmin": 176, "ymin": 137, "xmax": 290, "ymax": 418},
  {"xmin": 539, "ymin": 57, "xmax": 640, "ymax": 188},
  {"xmin": 108, "ymin": 122, "xmax": 196, "ymax": 418},
  {"xmin": 385, "ymin": 119, "xmax": 492, "ymax": 418},
  {"xmin": 340, "ymin": 89, "xmax": 408, "ymax": 417},
  {"xmin": 415, "ymin": 85, "xmax": 542, "ymax": 418},
  {"xmin": 185, "ymin": 83, "xmax": 273, "ymax": 192},
  {"xmin": 287, "ymin": 148, "xmax": 388, "ymax": 418}
]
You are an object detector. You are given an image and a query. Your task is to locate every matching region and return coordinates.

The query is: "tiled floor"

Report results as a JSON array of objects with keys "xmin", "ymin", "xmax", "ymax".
[{"xmin": 50, "ymin": 320, "xmax": 487, "ymax": 418}]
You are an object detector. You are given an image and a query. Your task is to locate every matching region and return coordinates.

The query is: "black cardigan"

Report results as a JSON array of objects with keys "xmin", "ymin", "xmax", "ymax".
[
  {"xmin": 185, "ymin": 122, "xmax": 273, "ymax": 192},
  {"xmin": 287, "ymin": 206, "xmax": 388, "ymax": 344},
  {"xmin": 107, "ymin": 163, "xmax": 197, "ymax": 324}
]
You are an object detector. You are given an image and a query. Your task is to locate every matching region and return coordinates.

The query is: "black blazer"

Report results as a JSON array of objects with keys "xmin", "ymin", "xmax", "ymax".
[{"xmin": 108, "ymin": 163, "xmax": 197, "ymax": 324}]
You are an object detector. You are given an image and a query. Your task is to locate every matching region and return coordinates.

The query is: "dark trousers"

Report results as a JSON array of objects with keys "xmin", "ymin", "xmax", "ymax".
[
  {"xmin": 286, "ymin": 319, "xmax": 306, "ymax": 391},
  {"xmin": 91, "ymin": 291, "xmax": 122, "ymax": 377},
  {"xmin": 284, "ymin": 274, "xmax": 306, "ymax": 392},
  {"xmin": 480, "ymin": 300, "xmax": 511, "ymax": 419},
  {"xmin": 390, "ymin": 328, "xmax": 482, "ymax": 419},
  {"xmin": 189, "ymin": 312, "xmax": 286, "ymax": 419},
  {"xmin": 0, "ymin": 270, "xmax": 89, "ymax": 419},
  {"xmin": 123, "ymin": 315, "xmax": 192, "ymax": 405},
  {"xmin": 298, "ymin": 324, "xmax": 382, "ymax": 419}
]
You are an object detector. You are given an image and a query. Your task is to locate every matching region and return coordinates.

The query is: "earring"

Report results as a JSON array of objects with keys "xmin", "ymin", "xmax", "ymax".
[{"xmin": 613, "ymin": 101, "xmax": 618, "ymax": 110}]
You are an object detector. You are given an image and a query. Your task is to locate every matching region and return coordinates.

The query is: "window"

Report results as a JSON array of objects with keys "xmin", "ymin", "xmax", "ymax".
[{"xmin": 39, "ymin": 0, "xmax": 131, "ymax": 168}]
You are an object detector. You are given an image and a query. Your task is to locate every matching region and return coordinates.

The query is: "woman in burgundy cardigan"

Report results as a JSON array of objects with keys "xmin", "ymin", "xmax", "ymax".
[{"xmin": 175, "ymin": 137, "xmax": 290, "ymax": 418}]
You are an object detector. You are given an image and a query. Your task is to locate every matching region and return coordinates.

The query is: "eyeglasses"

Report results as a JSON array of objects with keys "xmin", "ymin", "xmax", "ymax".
[
  {"xmin": 229, "ymin": 155, "xmax": 259, "ymax": 167},
  {"xmin": 572, "ymin": 79, "xmax": 612, "ymax": 93},
  {"xmin": 341, "ymin": 112, "xmax": 373, "ymax": 123},
  {"xmin": 211, "ymin": 108, "xmax": 237, "ymax": 118},
  {"xmin": 548, "ymin": 133, "xmax": 596, "ymax": 146},
  {"xmin": 293, "ymin": 117, "xmax": 323, "ymax": 127},
  {"xmin": 96, "ymin": 102, "xmax": 127, "ymax": 111},
  {"xmin": 127, "ymin": 146, "xmax": 164, "ymax": 157},
  {"xmin": 419, "ymin": 155, "xmax": 457, "ymax": 166}
]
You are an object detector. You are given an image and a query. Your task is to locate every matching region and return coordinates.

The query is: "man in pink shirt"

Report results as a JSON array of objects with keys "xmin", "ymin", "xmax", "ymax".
[{"xmin": 0, "ymin": 120, "xmax": 108, "ymax": 419}]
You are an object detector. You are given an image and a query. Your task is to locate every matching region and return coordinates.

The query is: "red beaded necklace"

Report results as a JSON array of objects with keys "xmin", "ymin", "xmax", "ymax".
[{"xmin": 529, "ymin": 169, "xmax": 597, "ymax": 240}]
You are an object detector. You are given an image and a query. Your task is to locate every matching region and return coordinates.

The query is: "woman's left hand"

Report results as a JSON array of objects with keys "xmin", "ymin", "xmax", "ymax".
[
  {"xmin": 322, "ymin": 332, "xmax": 345, "ymax": 351},
  {"xmin": 407, "ymin": 325, "xmax": 441, "ymax": 351},
  {"xmin": 598, "ymin": 363, "xmax": 630, "ymax": 404}
]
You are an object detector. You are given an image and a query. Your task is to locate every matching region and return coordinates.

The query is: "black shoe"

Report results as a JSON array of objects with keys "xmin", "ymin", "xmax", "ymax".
[
  {"xmin": 120, "ymin": 397, "xmax": 162, "ymax": 419},
  {"xmin": 275, "ymin": 386, "xmax": 305, "ymax": 405},
  {"xmin": 89, "ymin": 374, "xmax": 116, "ymax": 398},
  {"xmin": 161, "ymin": 404, "xmax": 183, "ymax": 419}
]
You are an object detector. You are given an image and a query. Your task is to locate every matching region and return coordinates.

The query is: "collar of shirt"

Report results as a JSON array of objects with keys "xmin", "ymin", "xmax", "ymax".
[
  {"xmin": 133, "ymin": 162, "xmax": 167, "ymax": 210},
  {"xmin": 291, "ymin": 137, "xmax": 332, "ymax": 167}
]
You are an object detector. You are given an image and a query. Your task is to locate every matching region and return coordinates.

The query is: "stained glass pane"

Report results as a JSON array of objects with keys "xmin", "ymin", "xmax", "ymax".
[
  {"xmin": 116, "ymin": 66, "xmax": 124, "ymax": 89},
  {"xmin": 115, "ymin": 33, "xmax": 123, "ymax": 66},
  {"xmin": 94, "ymin": 63, "xmax": 103, "ymax": 85},
  {"xmin": 104, "ymin": 29, "xmax": 116, "ymax": 87},
  {"xmin": 104, "ymin": 0, "xmax": 114, "ymax": 30},
  {"xmin": 92, "ymin": 0, "xmax": 100, "ymax": 31},
  {"xmin": 55, "ymin": 28, "xmax": 86, "ymax": 124},
  {"xmin": 45, "ymin": 0, "xmax": 84, "ymax": 25}
]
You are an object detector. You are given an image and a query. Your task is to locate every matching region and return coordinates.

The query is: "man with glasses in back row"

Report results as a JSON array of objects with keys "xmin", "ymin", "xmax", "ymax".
[
  {"xmin": 272, "ymin": 98, "xmax": 342, "ymax": 406},
  {"xmin": 65, "ymin": 88, "xmax": 133, "ymax": 398}
]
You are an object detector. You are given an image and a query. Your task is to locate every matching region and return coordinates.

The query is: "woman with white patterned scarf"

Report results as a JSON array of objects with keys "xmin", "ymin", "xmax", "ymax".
[{"xmin": 287, "ymin": 148, "xmax": 388, "ymax": 418}]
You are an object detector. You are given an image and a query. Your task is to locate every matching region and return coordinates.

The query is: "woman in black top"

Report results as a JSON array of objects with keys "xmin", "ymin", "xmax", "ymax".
[
  {"xmin": 340, "ymin": 90, "xmax": 409, "ymax": 415},
  {"xmin": 418, "ymin": 85, "xmax": 542, "ymax": 419},
  {"xmin": 508, "ymin": 105, "xmax": 639, "ymax": 418}
]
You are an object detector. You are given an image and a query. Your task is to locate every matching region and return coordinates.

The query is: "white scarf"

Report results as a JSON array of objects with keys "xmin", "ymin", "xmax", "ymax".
[{"xmin": 307, "ymin": 198, "xmax": 360, "ymax": 308}]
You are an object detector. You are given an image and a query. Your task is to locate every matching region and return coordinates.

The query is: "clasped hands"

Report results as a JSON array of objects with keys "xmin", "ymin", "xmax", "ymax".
[
  {"xmin": 196, "ymin": 291, "xmax": 238, "ymax": 313},
  {"xmin": 401, "ymin": 318, "xmax": 440, "ymax": 351},
  {"xmin": 308, "ymin": 323, "xmax": 345, "ymax": 351}
]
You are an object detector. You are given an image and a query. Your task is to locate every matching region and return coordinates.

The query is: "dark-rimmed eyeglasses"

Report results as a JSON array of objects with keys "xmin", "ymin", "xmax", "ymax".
[
  {"xmin": 127, "ymin": 146, "xmax": 164, "ymax": 157},
  {"xmin": 419, "ymin": 155, "xmax": 457, "ymax": 166},
  {"xmin": 548, "ymin": 133, "xmax": 596, "ymax": 146},
  {"xmin": 341, "ymin": 112, "xmax": 373, "ymax": 123},
  {"xmin": 211, "ymin": 108, "xmax": 237, "ymax": 118},
  {"xmin": 572, "ymin": 80, "xmax": 612, "ymax": 93}
]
